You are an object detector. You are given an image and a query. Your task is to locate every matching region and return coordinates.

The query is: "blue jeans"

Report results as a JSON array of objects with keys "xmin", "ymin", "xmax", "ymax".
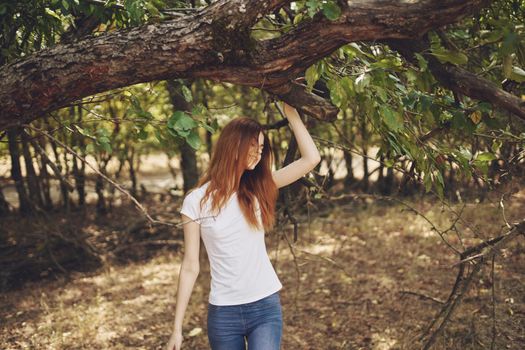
[{"xmin": 207, "ymin": 291, "xmax": 283, "ymax": 350}]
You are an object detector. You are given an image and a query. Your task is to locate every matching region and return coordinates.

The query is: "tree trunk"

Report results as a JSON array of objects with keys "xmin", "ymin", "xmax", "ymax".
[
  {"xmin": 7, "ymin": 128, "xmax": 31, "ymax": 214},
  {"xmin": 360, "ymin": 117, "xmax": 369, "ymax": 192},
  {"xmin": 96, "ymin": 173, "xmax": 107, "ymax": 215},
  {"xmin": 20, "ymin": 130, "xmax": 44, "ymax": 208},
  {"xmin": 128, "ymin": 148, "xmax": 138, "ymax": 198},
  {"xmin": 36, "ymin": 132, "xmax": 53, "ymax": 210},
  {"xmin": 166, "ymin": 79, "xmax": 199, "ymax": 193}
]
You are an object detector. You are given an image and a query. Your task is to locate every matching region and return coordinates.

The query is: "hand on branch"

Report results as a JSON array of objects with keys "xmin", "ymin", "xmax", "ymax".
[{"xmin": 282, "ymin": 101, "xmax": 301, "ymax": 121}]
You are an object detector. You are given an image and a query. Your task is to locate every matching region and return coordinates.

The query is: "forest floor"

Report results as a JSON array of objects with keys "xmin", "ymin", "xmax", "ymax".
[{"xmin": 0, "ymin": 188, "xmax": 524, "ymax": 350}]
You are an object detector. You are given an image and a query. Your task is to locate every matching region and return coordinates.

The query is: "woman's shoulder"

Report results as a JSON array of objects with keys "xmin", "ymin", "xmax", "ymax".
[{"xmin": 185, "ymin": 181, "xmax": 209, "ymax": 199}]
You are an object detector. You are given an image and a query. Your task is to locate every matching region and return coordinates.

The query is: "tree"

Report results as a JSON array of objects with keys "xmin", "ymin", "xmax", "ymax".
[{"xmin": 0, "ymin": 0, "xmax": 503, "ymax": 131}]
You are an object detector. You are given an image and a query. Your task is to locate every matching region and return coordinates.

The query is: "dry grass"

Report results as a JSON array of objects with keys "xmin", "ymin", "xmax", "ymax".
[{"xmin": 0, "ymin": 191, "xmax": 523, "ymax": 349}]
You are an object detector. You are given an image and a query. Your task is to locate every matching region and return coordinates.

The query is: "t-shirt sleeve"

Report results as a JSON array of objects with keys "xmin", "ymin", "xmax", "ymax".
[{"xmin": 180, "ymin": 190, "xmax": 201, "ymax": 222}]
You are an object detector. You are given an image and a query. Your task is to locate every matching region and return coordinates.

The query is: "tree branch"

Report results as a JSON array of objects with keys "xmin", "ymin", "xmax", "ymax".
[
  {"xmin": 387, "ymin": 37, "xmax": 525, "ymax": 122},
  {"xmin": 0, "ymin": 0, "xmax": 490, "ymax": 130}
]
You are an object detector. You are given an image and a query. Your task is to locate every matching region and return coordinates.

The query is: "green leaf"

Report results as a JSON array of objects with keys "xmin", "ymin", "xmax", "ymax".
[
  {"xmin": 476, "ymin": 152, "xmax": 496, "ymax": 162},
  {"xmin": 86, "ymin": 143, "xmax": 95, "ymax": 153},
  {"xmin": 380, "ymin": 105, "xmax": 404, "ymax": 132},
  {"xmin": 191, "ymin": 103, "xmax": 207, "ymax": 117},
  {"xmin": 293, "ymin": 13, "xmax": 304, "ymax": 25},
  {"xmin": 340, "ymin": 76, "xmax": 354, "ymax": 97},
  {"xmin": 45, "ymin": 8, "xmax": 62, "ymax": 20},
  {"xmin": 327, "ymin": 79, "xmax": 347, "ymax": 109},
  {"xmin": 96, "ymin": 127, "xmax": 110, "ymax": 138},
  {"xmin": 74, "ymin": 125, "xmax": 93, "ymax": 138},
  {"xmin": 430, "ymin": 47, "xmax": 468, "ymax": 66},
  {"xmin": 375, "ymin": 86, "xmax": 388, "ymax": 103},
  {"xmin": 168, "ymin": 111, "xmax": 196, "ymax": 130},
  {"xmin": 321, "ymin": 2, "xmax": 341, "ymax": 21},
  {"xmin": 305, "ymin": 63, "xmax": 320, "ymax": 92},
  {"xmin": 100, "ymin": 142, "xmax": 112, "ymax": 153},
  {"xmin": 137, "ymin": 128, "xmax": 148, "ymax": 140},
  {"xmin": 181, "ymin": 85, "xmax": 193, "ymax": 103},
  {"xmin": 491, "ymin": 139, "xmax": 502, "ymax": 153},
  {"xmin": 305, "ymin": 0, "xmax": 320, "ymax": 18},
  {"xmin": 501, "ymin": 30, "xmax": 517, "ymax": 56},
  {"xmin": 98, "ymin": 136, "xmax": 110, "ymax": 144},
  {"xmin": 371, "ymin": 57, "xmax": 401, "ymax": 70},
  {"xmin": 345, "ymin": 42, "xmax": 374, "ymax": 59},
  {"xmin": 185, "ymin": 129, "xmax": 201, "ymax": 150},
  {"xmin": 415, "ymin": 53, "xmax": 428, "ymax": 71},
  {"xmin": 458, "ymin": 146, "xmax": 473, "ymax": 161},
  {"xmin": 509, "ymin": 66, "xmax": 525, "ymax": 83},
  {"xmin": 354, "ymin": 73, "xmax": 370, "ymax": 93},
  {"xmin": 473, "ymin": 159, "xmax": 489, "ymax": 176},
  {"xmin": 201, "ymin": 123, "xmax": 215, "ymax": 133},
  {"xmin": 502, "ymin": 54, "xmax": 513, "ymax": 78}
]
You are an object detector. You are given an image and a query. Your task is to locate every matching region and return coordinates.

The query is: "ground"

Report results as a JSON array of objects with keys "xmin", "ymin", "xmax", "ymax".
[{"xmin": 0, "ymin": 190, "xmax": 523, "ymax": 350}]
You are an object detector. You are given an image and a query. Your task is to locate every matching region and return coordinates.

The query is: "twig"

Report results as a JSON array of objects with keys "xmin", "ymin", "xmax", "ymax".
[
  {"xmin": 329, "ymin": 192, "xmax": 462, "ymax": 255},
  {"xmin": 26, "ymin": 132, "xmax": 76, "ymax": 192},
  {"xmin": 24, "ymin": 124, "xmax": 200, "ymax": 228},
  {"xmin": 422, "ymin": 261, "xmax": 483, "ymax": 350},
  {"xmin": 451, "ymin": 220, "xmax": 525, "ymax": 267},
  {"xmin": 421, "ymin": 218, "xmax": 525, "ymax": 349},
  {"xmin": 399, "ymin": 290, "xmax": 445, "ymax": 305},
  {"xmin": 296, "ymin": 248, "xmax": 352, "ymax": 278},
  {"xmin": 499, "ymin": 193, "xmax": 512, "ymax": 229}
]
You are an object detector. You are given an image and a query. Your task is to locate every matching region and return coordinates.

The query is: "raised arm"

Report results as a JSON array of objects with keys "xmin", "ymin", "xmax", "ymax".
[{"xmin": 272, "ymin": 102, "xmax": 321, "ymax": 189}]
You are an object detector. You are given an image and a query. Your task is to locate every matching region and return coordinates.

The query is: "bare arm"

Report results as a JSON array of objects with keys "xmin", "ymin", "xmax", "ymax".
[
  {"xmin": 172, "ymin": 215, "xmax": 200, "ymax": 333},
  {"xmin": 272, "ymin": 102, "xmax": 321, "ymax": 189}
]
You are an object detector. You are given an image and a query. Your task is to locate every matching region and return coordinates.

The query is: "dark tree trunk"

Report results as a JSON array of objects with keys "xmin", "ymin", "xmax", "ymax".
[
  {"xmin": 20, "ymin": 130, "xmax": 44, "ymax": 208},
  {"xmin": 343, "ymin": 150, "xmax": 354, "ymax": 187},
  {"xmin": 376, "ymin": 154, "xmax": 385, "ymax": 193},
  {"xmin": 360, "ymin": 117, "xmax": 369, "ymax": 192},
  {"xmin": 342, "ymin": 109, "xmax": 355, "ymax": 188},
  {"xmin": 35, "ymin": 133, "xmax": 53, "ymax": 210},
  {"xmin": 166, "ymin": 79, "xmax": 199, "ymax": 193},
  {"xmin": 383, "ymin": 163, "xmax": 395, "ymax": 195},
  {"xmin": 7, "ymin": 128, "xmax": 31, "ymax": 214},
  {"xmin": 128, "ymin": 148, "xmax": 138, "ymax": 197},
  {"xmin": 96, "ymin": 174, "xmax": 107, "ymax": 215}
]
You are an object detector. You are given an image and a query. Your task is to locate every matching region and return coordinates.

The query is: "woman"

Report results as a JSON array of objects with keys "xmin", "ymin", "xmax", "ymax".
[{"xmin": 166, "ymin": 101, "xmax": 321, "ymax": 350}]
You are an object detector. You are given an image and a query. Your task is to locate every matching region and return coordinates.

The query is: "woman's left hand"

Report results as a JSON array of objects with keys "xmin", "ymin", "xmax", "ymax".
[{"xmin": 282, "ymin": 102, "xmax": 300, "ymax": 120}]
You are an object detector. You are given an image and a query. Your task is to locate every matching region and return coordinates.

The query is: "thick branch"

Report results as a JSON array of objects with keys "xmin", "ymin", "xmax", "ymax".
[
  {"xmin": 388, "ymin": 38, "xmax": 525, "ymax": 122},
  {"xmin": 0, "ymin": 0, "xmax": 489, "ymax": 130}
]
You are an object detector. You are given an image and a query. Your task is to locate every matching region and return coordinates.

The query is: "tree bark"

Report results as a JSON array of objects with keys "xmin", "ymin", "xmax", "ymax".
[{"xmin": 0, "ymin": 0, "xmax": 489, "ymax": 130}]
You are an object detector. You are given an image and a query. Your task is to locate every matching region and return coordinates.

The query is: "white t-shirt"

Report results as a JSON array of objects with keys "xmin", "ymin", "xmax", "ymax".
[{"xmin": 180, "ymin": 181, "xmax": 282, "ymax": 305}]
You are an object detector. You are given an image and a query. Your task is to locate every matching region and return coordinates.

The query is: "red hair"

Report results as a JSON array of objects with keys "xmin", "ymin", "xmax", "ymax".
[{"xmin": 190, "ymin": 116, "xmax": 278, "ymax": 231}]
